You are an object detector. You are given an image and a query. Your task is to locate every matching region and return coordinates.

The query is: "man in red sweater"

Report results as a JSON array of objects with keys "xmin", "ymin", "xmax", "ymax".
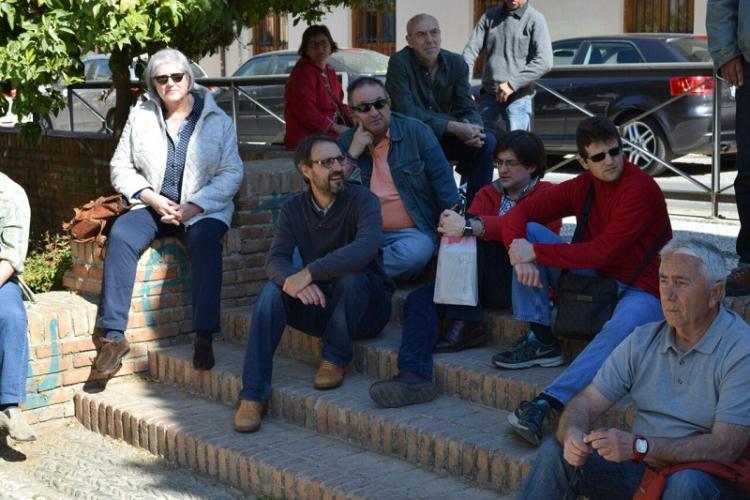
[{"xmin": 497, "ymin": 116, "xmax": 672, "ymax": 446}]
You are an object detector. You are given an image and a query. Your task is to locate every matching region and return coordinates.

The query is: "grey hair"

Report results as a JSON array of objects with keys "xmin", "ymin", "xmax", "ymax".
[
  {"xmin": 406, "ymin": 13, "xmax": 438, "ymax": 36},
  {"xmin": 659, "ymin": 238, "xmax": 727, "ymax": 287},
  {"xmin": 144, "ymin": 48, "xmax": 194, "ymax": 103}
]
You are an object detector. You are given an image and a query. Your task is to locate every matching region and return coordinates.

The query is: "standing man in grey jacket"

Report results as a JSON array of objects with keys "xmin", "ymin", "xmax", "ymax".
[
  {"xmin": 707, "ymin": 1, "xmax": 750, "ymax": 296},
  {"xmin": 463, "ymin": 0, "xmax": 552, "ymax": 134}
]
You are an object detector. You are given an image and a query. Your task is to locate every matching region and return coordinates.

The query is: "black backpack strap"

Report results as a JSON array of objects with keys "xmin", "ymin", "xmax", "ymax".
[
  {"xmin": 622, "ymin": 224, "xmax": 670, "ymax": 290},
  {"xmin": 571, "ymin": 181, "xmax": 595, "ymax": 244}
]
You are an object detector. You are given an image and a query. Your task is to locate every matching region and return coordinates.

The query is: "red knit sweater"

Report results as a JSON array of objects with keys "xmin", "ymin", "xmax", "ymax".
[
  {"xmin": 501, "ymin": 162, "xmax": 671, "ymax": 297},
  {"xmin": 283, "ymin": 58, "xmax": 349, "ymax": 150},
  {"xmin": 468, "ymin": 180, "xmax": 561, "ymax": 241}
]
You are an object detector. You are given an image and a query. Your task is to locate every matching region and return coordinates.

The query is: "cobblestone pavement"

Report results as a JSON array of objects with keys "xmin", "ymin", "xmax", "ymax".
[{"xmin": 0, "ymin": 419, "xmax": 250, "ymax": 500}]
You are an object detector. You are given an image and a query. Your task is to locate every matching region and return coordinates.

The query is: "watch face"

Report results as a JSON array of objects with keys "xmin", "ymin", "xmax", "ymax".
[{"xmin": 636, "ymin": 438, "xmax": 648, "ymax": 454}]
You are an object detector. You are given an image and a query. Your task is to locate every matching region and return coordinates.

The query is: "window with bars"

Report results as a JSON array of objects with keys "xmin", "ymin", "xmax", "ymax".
[
  {"xmin": 624, "ymin": 0, "xmax": 694, "ymax": 33},
  {"xmin": 352, "ymin": 6, "xmax": 396, "ymax": 56},
  {"xmin": 252, "ymin": 11, "xmax": 289, "ymax": 55}
]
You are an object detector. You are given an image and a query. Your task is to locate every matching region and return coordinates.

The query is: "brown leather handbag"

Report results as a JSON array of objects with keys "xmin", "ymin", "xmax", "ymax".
[{"xmin": 62, "ymin": 194, "xmax": 130, "ymax": 259}]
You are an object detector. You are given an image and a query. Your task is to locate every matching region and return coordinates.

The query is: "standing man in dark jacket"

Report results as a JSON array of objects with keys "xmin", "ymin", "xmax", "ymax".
[
  {"xmin": 463, "ymin": 0, "xmax": 552, "ymax": 134},
  {"xmin": 387, "ymin": 14, "xmax": 495, "ymax": 205},
  {"xmin": 233, "ymin": 135, "xmax": 393, "ymax": 433}
]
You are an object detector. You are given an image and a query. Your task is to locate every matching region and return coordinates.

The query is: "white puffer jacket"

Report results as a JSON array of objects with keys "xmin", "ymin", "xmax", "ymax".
[{"xmin": 110, "ymin": 86, "xmax": 243, "ymax": 227}]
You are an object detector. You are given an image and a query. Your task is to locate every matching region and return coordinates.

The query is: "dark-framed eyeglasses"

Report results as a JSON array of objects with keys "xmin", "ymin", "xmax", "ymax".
[
  {"xmin": 350, "ymin": 97, "xmax": 390, "ymax": 113},
  {"xmin": 587, "ymin": 146, "xmax": 622, "ymax": 163},
  {"xmin": 310, "ymin": 155, "xmax": 346, "ymax": 169},
  {"xmin": 493, "ymin": 158, "xmax": 523, "ymax": 168},
  {"xmin": 153, "ymin": 73, "xmax": 186, "ymax": 85}
]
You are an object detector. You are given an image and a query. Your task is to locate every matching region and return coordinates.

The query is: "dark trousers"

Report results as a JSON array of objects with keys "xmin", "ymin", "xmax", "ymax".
[
  {"xmin": 735, "ymin": 59, "xmax": 750, "ymax": 262},
  {"xmin": 240, "ymin": 271, "xmax": 392, "ymax": 403},
  {"xmin": 441, "ymin": 131, "xmax": 496, "ymax": 207},
  {"xmin": 96, "ymin": 207, "xmax": 228, "ymax": 334},
  {"xmin": 398, "ymin": 239, "xmax": 512, "ymax": 379}
]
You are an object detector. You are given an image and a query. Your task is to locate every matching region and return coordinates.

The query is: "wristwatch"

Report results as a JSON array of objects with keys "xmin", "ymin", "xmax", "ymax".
[
  {"xmin": 462, "ymin": 221, "xmax": 473, "ymax": 237},
  {"xmin": 632, "ymin": 435, "xmax": 649, "ymax": 463}
]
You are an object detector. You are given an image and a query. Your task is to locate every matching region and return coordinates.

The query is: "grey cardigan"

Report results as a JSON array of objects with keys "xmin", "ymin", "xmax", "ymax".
[{"xmin": 110, "ymin": 86, "xmax": 244, "ymax": 228}]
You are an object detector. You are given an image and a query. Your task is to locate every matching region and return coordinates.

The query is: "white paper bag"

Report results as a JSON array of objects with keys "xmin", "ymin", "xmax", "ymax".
[{"xmin": 433, "ymin": 236, "xmax": 478, "ymax": 306}]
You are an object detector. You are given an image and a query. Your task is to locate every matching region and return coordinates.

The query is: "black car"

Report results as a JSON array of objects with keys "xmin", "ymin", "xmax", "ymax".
[
  {"xmin": 214, "ymin": 48, "xmax": 389, "ymax": 144},
  {"xmin": 479, "ymin": 34, "xmax": 735, "ymax": 175}
]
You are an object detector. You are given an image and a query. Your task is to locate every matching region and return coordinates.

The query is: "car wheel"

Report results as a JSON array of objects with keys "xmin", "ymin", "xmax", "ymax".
[
  {"xmin": 619, "ymin": 117, "xmax": 672, "ymax": 176},
  {"xmin": 104, "ymin": 109, "xmax": 115, "ymax": 133}
]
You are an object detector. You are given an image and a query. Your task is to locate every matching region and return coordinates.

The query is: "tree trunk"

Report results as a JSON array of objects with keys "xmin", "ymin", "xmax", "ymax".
[{"xmin": 110, "ymin": 49, "xmax": 133, "ymax": 141}]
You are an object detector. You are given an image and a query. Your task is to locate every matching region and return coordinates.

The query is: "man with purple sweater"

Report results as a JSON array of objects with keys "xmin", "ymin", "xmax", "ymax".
[{"xmin": 233, "ymin": 135, "xmax": 393, "ymax": 433}]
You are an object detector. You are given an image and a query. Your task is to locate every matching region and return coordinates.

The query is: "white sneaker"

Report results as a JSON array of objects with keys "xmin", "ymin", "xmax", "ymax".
[{"xmin": 3, "ymin": 407, "xmax": 37, "ymax": 441}]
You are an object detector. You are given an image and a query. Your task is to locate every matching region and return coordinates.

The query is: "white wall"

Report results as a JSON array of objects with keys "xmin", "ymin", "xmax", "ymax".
[
  {"xmin": 533, "ymin": 0, "xmax": 625, "ymax": 41},
  {"xmin": 395, "ymin": 1, "xmax": 476, "ymax": 53},
  {"xmin": 693, "ymin": 1, "xmax": 707, "ymax": 35},
  {"xmin": 288, "ymin": 9, "xmax": 353, "ymax": 50}
]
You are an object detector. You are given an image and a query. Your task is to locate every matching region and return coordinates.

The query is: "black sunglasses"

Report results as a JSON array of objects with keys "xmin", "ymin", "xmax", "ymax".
[
  {"xmin": 350, "ymin": 97, "xmax": 390, "ymax": 113},
  {"xmin": 588, "ymin": 146, "xmax": 622, "ymax": 163},
  {"xmin": 153, "ymin": 72, "xmax": 186, "ymax": 85}
]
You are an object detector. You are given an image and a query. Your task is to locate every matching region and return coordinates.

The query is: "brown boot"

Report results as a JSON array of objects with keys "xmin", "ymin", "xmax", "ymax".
[
  {"xmin": 95, "ymin": 338, "xmax": 130, "ymax": 375},
  {"xmin": 313, "ymin": 360, "xmax": 345, "ymax": 390},
  {"xmin": 233, "ymin": 400, "xmax": 264, "ymax": 433}
]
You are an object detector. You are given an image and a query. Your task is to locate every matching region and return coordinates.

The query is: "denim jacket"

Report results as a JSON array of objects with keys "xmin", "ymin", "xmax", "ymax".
[
  {"xmin": 339, "ymin": 113, "xmax": 459, "ymax": 240},
  {"xmin": 707, "ymin": 0, "xmax": 750, "ymax": 69}
]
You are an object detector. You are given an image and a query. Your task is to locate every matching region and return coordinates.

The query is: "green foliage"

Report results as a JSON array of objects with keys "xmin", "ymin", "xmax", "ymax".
[
  {"xmin": 0, "ymin": 0, "xmax": 395, "ymax": 140},
  {"xmin": 23, "ymin": 231, "xmax": 72, "ymax": 293}
]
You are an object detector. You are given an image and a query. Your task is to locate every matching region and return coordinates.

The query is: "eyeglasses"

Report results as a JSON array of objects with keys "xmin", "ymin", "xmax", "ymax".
[
  {"xmin": 493, "ymin": 158, "xmax": 523, "ymax": 168},
  {"xmin": 310, "ymin": 155, "xmax": 346, "ymax": 169},
  {"xmin": 411, "ymin": 28, "xmax": 441, "ymax": 40},
  {"xmin": 153, "ymin": 73, "xmax": 186, "ymax": 85},
  {"xmin": 350, "ymin": 97, "xmax": 390, "ymax": 113},
  {"xmin": 309, "ymin": 40, "xmax": 331, "ymax": 49},
  {"xmin": 587, "ymin": 146, "xmax": 622, "ymax": 163}
]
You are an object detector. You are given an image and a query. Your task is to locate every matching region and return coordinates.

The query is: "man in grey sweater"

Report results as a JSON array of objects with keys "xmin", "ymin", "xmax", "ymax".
[
  {"xmin": 463, "ymin": 0, "xmax": 552, "ymax": 134},
  {"xmin": 234, "ymin": 134, "xmax": 393, "ymax": 433}
]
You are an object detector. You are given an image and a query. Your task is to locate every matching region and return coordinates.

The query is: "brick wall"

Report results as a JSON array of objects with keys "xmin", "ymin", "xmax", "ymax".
[{"xmin": 0, "ymin": 128, "xmax": 293, "ymax": 236}]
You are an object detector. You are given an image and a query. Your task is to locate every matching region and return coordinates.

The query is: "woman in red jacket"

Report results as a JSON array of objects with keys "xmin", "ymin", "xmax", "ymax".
[
  {"xmin": 432, "ymin": 130, "xmax": 561, "ymax": 352},
  {"xmin": 283, "ymin": 25, "xmax": 352, "ymax": 150}
]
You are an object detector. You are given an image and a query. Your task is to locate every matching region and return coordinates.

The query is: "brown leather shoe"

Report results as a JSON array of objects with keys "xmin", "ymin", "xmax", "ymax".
[
  {"xmin": 433, "ymin": 320, "xmax": 487, "ymax": 353},
  {"xmin": 313, "ymin": 360, "xmax": 345, "ymax": 390},
  {"xmin": 233, "ymin": 400, "xmax": 265, "ymax": 433},
  {"xmin": 95, "ymin": 338, "xmax": 130, "ymax": 375},
  {"xmin": 727, "ymin": 265, "xmax": 750, "ymax": 297}
]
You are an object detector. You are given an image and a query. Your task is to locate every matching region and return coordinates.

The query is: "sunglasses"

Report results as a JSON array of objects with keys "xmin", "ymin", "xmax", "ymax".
[
  {"xmin": 587, "ymin": 146, "xmax": 622, "ymax": 163},
  {"xmin": 350, "ymin": 98, "xmax": 390, "ymax": 113},
  {"xmin": 153, "ymin": 72, "xmax": 186, "ymax": 85},
  {"xmin": 310, "ymin": 155, "xmax": 346, "ymax": 169},
  {"xmin": 493, "ymin": 158, "xmax": 523, "ymax": 168}
]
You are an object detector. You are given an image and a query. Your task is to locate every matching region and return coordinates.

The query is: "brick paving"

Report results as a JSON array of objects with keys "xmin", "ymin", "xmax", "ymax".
[{"xmin": 0, "ymin": 419, "xmax": 248, "ymax": 499}]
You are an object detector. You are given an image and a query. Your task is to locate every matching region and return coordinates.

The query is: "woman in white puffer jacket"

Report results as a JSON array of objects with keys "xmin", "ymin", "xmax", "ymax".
[{"xmin": 94, "ymin": 48, "xmax": 243, "ymax": 376}]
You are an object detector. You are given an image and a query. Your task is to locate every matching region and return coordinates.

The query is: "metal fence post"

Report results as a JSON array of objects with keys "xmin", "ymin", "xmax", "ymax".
[{"xmin": 712, "ymin": 75, "xmax": 723, "ymax": 218}]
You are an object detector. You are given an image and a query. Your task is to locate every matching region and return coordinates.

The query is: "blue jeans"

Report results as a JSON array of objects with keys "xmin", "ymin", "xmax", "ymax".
[
  {"xmin": 240, "ymin": 271, "xmax": 392, "ymax": 403},
  {"xmin": 477, "ymin": 92, "xmax": 533, "ymax": 132},
  {"xmin": 521, "ymin": 438, "xmax": 748, "ymax": 500},
  {"xmin": 381, "ymin": 228, "xmax": 435, "ymax": 280},
  {"xmin": 96, "ymin": 207, "xmax": 228, "ymax": 337},
  {"xmin": 0, "ymin": 281, "xmax": 28, "ymax": 405},
  {"xmin": 734, "ymin": 60, "xmax": 750, "ymax": 263},
  {"xmin": 441, "ymin": 131, "xmax": 496, "ymax": 207},
  {"xmin": 398, "ymin": 283, "xmax": 440, "ymax": 379},
  {"xmin": 511, "ymin": 223, "xmax": 663, "ymax": 405}
]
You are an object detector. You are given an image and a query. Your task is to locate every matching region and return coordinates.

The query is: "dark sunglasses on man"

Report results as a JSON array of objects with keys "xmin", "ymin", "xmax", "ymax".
[
  {"xmin": 588, "ymin": 146, "xmax": 622, "ymax": 163},
  {"xmin": 350, "ymin": 97, "xmax": 390, "ymax": 114},
  {"xmin": 153, "ymin": 72, "xmax": 186, "ymax": 85}
]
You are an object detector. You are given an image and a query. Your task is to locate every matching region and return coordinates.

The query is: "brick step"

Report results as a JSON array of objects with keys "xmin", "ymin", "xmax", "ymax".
[
  {"xmin": 149, "ymin": 341, "xmax": 539, "ymax": 493},
  {"xmin": 219, "ymin": 310, "xmax": 634, "ymax": 432},
  {"xmin": 75, "ymin": 382, "xmax": 506, "ymax": 500}
]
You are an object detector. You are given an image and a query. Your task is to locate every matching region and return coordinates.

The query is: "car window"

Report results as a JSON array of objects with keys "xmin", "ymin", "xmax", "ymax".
[
  {"xmin": 330, "ymin": 50, "xmax": 389, "ymax": 75},
  {"xmin": 235, "ymin": 57, "xmax": 271, "ymax": 76},
  {"xmin": 584, "ymin": 42, "xmax": 643, "ymax": 65},
  {"xmin": 190, "ymin": 62, "xmax": 207, "ymax": 78},
  {"xmin": 668, "ymin": 38, "xmax": 712, "ymax": 62},
  {"xmin": 552, "ymin": 41, "xmax": 582, "ymax": 65},
  {"xmin": 87, "ymin": 60, "xmax": 112, "ymax": 81},
  {"xmin": 269, "ymin": 54, "xmax": 299, "ymax": 75}
]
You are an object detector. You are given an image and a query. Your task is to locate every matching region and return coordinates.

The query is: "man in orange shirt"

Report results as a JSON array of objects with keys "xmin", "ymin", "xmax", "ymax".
[{"xmin": 338, "ymin": 77, "xmax": 459, "ymax": 280}]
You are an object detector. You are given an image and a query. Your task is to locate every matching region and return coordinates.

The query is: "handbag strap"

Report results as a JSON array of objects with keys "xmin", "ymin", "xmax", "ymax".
[
  {"xmin": 321, "ymin": 71, "xmax": 352, "ymax": 127},
  {"xmin": 565, "ymin": 180, "xmax": 669, "ymax": 295}
]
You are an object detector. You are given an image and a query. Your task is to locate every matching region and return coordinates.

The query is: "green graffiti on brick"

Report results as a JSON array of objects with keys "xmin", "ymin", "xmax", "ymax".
[
  {"xmin": 26, "ymin": 316, "xmax": 61, "ymax": 407},
  {"xmin": 137, "ymin": 239, "xmax": 191, "ymax": 328}
]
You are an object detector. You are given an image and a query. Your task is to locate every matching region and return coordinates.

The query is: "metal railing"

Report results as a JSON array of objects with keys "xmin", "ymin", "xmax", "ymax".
[{"xmin": 54, "ymin": 64, "xmax": 733, "ymax": 215}]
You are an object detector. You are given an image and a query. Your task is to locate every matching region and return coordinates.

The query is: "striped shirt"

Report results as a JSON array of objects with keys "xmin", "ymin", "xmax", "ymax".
[{"xmin": 0, "ymin": 172, "xmax": 31, "ymax": 274}]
